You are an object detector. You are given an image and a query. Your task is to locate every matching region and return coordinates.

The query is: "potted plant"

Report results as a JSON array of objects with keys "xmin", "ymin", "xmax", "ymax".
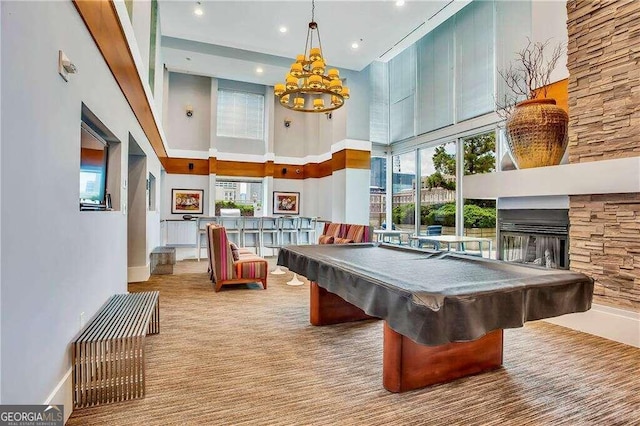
[{"xmin": 497, "ymin": 39, "xmax": 567, "ymax": 169}]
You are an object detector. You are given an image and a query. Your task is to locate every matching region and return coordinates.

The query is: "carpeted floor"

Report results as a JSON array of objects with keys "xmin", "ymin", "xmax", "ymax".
[{"xmin": 68, "ymin": 259, "xmax": 640, "ymax": 426}]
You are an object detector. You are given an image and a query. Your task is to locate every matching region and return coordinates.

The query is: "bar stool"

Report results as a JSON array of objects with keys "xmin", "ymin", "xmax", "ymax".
[
  {"xmin": 260, "ymin": 217, "xmax": 280, "ymax": 247},
  {"xmin": 196, "ymin": 216, "xmax": 217, "ymax": 261},
  {"xmin": 278, "ymin": 216, "xmax": 299, "ymax": 245},
  {"xmin": 218, "ymin": 216, "xmax": 242, "ymax": 246},
  {"xmin": 242, "ymin": 217, "xmax": 262, "ymax": 255},
  {"xmin": 297, "ymin": 217, "xmax": 317, "ymax": 245}
]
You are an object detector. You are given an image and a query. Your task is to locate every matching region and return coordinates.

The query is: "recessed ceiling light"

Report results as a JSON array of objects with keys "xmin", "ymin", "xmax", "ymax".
[
  {"xmin": 396, "ymin": 0, "xmax": 405, "ymax": 6},
  {"xmin": 351, "ymin": 42, "xmax": 359, "ymax": 49},
  {"xmin": 279, "ymin": 26, "xmax": 288, "ymax": 33},
  {"xmin": 256, "ymin": 67, "xmax": 264, "ymax": 74}
]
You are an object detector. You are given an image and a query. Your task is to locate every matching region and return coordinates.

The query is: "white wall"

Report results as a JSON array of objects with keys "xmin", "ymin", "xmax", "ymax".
[
  {"xmin": 273, "ymin": 101, "xmax": 307, "ymax": 158},
  {"xmin": 161, "ymin": 174, "xmax": 211, "ymax": 219},
  {"xmin": 167, "ymin": 72, "xmax": 211, "ymax": 151},
  {"xmin": 131, "ymin": 0, "xmax": 151, "ymax": 85},
  {"xmin": 272, "ymin": 178, "xmax": 304, "ymax": 215},
  {"xmin": 303, "ymin": 176, "xmax": 333, "ymax": 220},
  {"xmin": 128, "ymin": 154, "xmax": 148, "ymax": 268},
  {"xmin": 0, "ymin": 1, "xmax": 161, "ymax": 407},
  {"xmin": 344, "ymin": 68, "xmax": 370, "ymax": 141},
  {"xmin": 531, "ymin": 0, "xmax": 569, "ymax": 82},
  {"xmin": 344, "ymin": 169, "xmax": 371, "ymax": 225}
]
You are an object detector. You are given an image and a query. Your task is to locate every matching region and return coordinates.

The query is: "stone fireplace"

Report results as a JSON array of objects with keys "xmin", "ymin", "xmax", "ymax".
[{"xmin": 567, "ymin": 0, "xmax": 640, "ymax": 312}]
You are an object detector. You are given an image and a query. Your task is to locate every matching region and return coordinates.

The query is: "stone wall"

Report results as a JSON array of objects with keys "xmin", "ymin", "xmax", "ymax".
[
  {"xmin": 569, "ymin": 194, "xmax": 640, "ymax": 310},
  {"xmin": 567, "ymin": 0, "xmax": 640, "ymax": 164},
  {"xmin": 567, "ymin": 0, "xmax": 640, "ymax": 312}
]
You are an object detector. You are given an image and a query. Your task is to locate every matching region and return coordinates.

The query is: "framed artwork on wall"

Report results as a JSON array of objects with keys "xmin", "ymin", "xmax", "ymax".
[
  {"xmin": 171, "ymin": 189, "xmax": 204, "ymax": 214},
  {"xmin": 273, "ymin": 191, "xmax": 300, "ymax": 215}
]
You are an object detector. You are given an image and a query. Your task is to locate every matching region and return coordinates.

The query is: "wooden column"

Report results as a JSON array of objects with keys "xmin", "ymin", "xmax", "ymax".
[{"xmin": 383, "ymin": 323, "xmax": 503, "ymax": 392}]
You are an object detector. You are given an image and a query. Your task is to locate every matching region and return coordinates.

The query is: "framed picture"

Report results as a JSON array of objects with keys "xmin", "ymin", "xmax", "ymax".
[
  {"xmin": 273, "ymin": 191, "xmax": 300, "ymax": 215},
  {"xmin": 171, "ymin": 189, "xmax": 204, "ymax": 214}
]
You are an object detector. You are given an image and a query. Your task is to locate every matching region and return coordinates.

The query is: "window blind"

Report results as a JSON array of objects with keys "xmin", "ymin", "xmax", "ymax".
[
  {"xmin": 369, "ymin": 61, "xmax": 390, "ymax": 144},
  {"xmin": 389, "ymin": 45, "xmax": 416, "ymax": 142},
  {"xmin": 455, "ymin": 0, "xmax": 494, "ymax": 122},
  {"xmin": 216, "ymin": 90, "xmax": 264, "ymax": 140},
  {"xmin": 416, "ymin": 19, "xmax": 454, "ymax": 135}
]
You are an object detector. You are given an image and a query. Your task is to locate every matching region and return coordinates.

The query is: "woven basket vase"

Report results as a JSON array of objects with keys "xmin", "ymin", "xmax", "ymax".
[{"xmin": 506, "ymin": 98, "xmax": 568, "ymax": 169}]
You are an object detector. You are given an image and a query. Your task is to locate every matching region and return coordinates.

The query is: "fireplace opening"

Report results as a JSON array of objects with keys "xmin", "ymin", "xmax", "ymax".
[{"xmin": 498, "ymin": 209, "xmax": 569, "ymax": 269}]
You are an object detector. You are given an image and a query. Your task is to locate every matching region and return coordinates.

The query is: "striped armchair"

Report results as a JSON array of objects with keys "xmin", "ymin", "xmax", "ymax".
[
  {"xmin": 207, "ymin": 224, "xmax": 268, "ymax": 292},
  {"xmin": 319, "ymin": 223, "xmax": 372, "ymax": 244}
]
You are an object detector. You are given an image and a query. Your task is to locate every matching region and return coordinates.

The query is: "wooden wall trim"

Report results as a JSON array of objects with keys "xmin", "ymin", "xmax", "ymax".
[
  {"xmin": 174, "ymin": 149, "xmax": 371, "ymax": 179},
  {"xmin": 332, "ymin": 149, "xmax": 371, "ymax": 172},
  {"xmin": 215, "ymin": 160, "xmax": 266, "ymax": 178},
  {"xmin": 160, "ymin": 158, "xmax": 209, "ymax": 175},
  {"xmin": 73, "ymin": 0, "xmax": 167, "ymax": 158}
]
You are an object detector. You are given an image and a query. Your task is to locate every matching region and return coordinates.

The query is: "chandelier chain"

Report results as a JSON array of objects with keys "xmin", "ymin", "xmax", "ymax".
[{"xmin": 311, "ymin": 0, "xmax": 315, "ymax": 22}]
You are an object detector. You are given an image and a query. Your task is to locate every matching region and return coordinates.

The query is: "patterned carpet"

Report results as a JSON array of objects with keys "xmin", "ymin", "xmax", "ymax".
[{"xmin": 68, "ymin": 259, "xmax": 640, "ymax": 425}]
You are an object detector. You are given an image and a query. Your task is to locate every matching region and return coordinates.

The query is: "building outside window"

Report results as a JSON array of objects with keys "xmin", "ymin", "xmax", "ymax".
[
  {"xmin": 391, "ymin": 152, "xmax": 416, "ymax": 232},
  {"xmin": 369, "ymin": 156, "xmax": 387, "ymax": 228},
  {"xmin": 215, "ymin": 179, "xmax": 263, "ymax": 216}
]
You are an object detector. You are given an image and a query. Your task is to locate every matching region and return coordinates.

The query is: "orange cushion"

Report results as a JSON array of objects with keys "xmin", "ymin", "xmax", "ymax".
[{"xmin": 318, "ymin": 235, "xmax": 335, "ymax": 244}]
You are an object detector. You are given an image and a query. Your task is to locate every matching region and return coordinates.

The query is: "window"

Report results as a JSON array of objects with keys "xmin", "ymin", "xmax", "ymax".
[
  {"xmin": 369, "ymin": 156, "xmax": 387, "ymax": 228},
  {"xmin": 148, "ymin": 173, "xmax": 156, "ymax": 211},
  {"xmin": 391, "ymin": 152, "xmax": 416, "ymax": 231},
  {"xmin": 462, "ymin": 131, "xmax": 497, "ymax": 258},
  {"xmin": 79, "ymin": 105, "xmax": 121, "ymax": 212},
  {"xmin": 214, "ymin": 180, "xmax": 264, "ymax": 216},
  {"xmin": 216, "ymin": 90, "xmax": 264, "ymax": 140},
  {"xmin": 419, "ymin": 142, "xmax": 456, "ymax": 236}
]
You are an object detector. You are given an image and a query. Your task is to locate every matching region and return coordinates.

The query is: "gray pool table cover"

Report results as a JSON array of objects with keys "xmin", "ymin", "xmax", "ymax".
[{"xmin": 277, "ymin": 243, "xmax": 594, "ymax": 346}]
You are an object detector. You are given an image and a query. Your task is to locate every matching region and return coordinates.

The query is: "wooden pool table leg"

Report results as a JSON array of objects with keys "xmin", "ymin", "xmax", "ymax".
[
  {"xmin": 310, "ymin": 282, "xmax": 376, "ymax": 326},
  {"xmin": 383, "ymin": 323, "xmax": 503, "ymax": 392}
]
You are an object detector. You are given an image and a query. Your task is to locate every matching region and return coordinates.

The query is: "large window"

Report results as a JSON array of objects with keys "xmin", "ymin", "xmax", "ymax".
[
  {"xmin": 369, "ymin": 156, "xmax": 387, "ymax": 228},
  {"xmin": 216, "ymin": 90, "xmax": 264, "ymax": 140},
  {"xmin": 419, "ymin": 142, "xmax": 456, "ymax": 236},
  {"xmin": 463, "ymin": 131, "xmax": 497, "ymax": 258},
  {"xmin": 214, "ymin": 180, "xmax": 264, "ymax": 216},
  {"xmin": 391, "ymin": 152, "xmax": 416, "ymax": 231}
]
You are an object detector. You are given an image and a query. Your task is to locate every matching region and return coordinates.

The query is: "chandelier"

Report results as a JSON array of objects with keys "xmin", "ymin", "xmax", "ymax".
[{"xmin": 274, "ymin": 0, "xmax": 350, "ymax": 113}]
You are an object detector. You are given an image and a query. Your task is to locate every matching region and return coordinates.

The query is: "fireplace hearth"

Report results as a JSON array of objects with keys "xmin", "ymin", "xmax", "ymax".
[{"xmin": 498, "ymin": 209, "xmax": 569, "ymax": 269}]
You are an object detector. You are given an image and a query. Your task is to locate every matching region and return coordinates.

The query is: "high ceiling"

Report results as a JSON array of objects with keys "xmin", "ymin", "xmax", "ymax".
[{"xmin": 158, "ymin": 0, "xmax": 455, "ymax": 72}]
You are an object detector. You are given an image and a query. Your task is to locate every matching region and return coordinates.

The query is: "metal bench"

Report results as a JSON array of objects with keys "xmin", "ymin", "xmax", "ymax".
[{"xmin": 72, "ymin": 291, "xmax": 160, "ymax": 408}]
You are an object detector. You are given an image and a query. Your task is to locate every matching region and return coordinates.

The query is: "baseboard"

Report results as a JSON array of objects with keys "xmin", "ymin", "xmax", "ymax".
[
  {"xmin": 544, "ymin": 303, "xmax": 640, "ymax": 348},
  {"xmin": 44, "ymin": 367, "xmax": 73, "ymax": 424},
  {"xmin": 127, "ymin": 263, "xmax": 150, "ymax": 283}
]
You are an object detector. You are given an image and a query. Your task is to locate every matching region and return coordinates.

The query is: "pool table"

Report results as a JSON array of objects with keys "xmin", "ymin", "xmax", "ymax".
[{"xmin": 277, "ymin": 243, "xmax": 593, "ymax": 392}]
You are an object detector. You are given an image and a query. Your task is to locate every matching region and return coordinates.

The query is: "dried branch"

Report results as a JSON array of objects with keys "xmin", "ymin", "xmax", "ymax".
[{"xmin": 496, "ymin": 38, "xmax": 565, "ymax": 120}]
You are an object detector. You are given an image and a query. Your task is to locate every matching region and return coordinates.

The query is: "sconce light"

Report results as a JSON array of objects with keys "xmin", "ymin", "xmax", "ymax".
[
  {"xmin": 284, "ymin": 118, "xmax": 291, "ymax": 128},
  {"xmin": 58, "ymin": 50, "xmax": 78, "ymax": 82},
  {"xmin": 186, "ymin": 105, "xmax": 194, "ymax": 117}
]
